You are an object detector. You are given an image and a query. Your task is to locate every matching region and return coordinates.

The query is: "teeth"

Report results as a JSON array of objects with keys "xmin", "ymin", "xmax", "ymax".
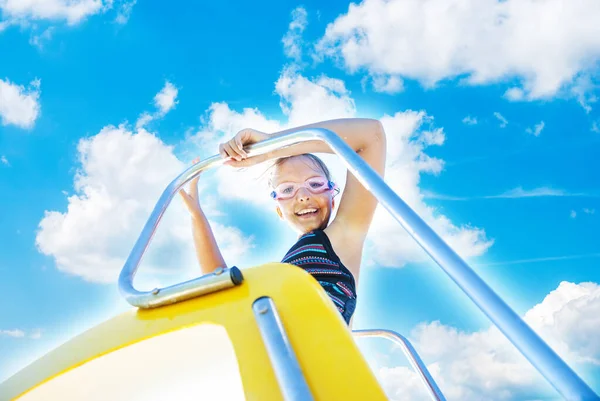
[{"xmin": 297, "ymin": 208, "xmax": 317, "ymax": 215}]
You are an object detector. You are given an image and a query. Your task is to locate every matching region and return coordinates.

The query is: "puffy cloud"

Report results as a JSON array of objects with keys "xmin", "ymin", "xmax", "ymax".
[
  {"xmin": 36, "ymin": 125, "xmax": 254, "ymax": 283},
  {"xmin": 525, "ymin": 282, "xmax": 600, "ymax": 365},
  {"xmin": 315, "ymin": 0, "xmax": 600, "ymax": 104},
  {"xmin": 135, "ymin": 112, "xmax": 153, "ymax": 130},
  {"xmin": 29, "ymin": 27, "xmax": 54, "ymax": 49},
  {"xmin": 136, "ymin": 81, "xmax": 179, "ymax": 128},
  {"xmin": 154, "ymin": 81, "xmax": 178, "ymax": 116},
  {"xmin": 0, "ymin": 78, "xmax": 41, "ymax": 129},
  {"xmin": 1, "ymin": 155, "xmax": 9, "ymax": 166},
  {"xmin": 526, "ymin": 121, "xmax": 545, "ymax": 137},
  {"xmin": 370, "ymin": 74, "xmax": 403, "ymax": 94},
  {"xmin": 0, "ymin": 0, "xmax": 105, "ymax": 25},
  {"xmin": 1, "ymin": 0, "xmax": 135, "ymax": 41},
  {"xmin": 275, "ymin": 68, "xmax": 356, "ymax": 127},
  {"xmin": 462, "ymin": 116, "xmax": 477, "ymax": 125},
  {"xmin": 282, "ymin": 7, "xmax": 308, "ymax": 61},
  {"xmin": 115, "ymin": 0, "xmax": 135, "ymax": 25},
  {"xmin": 376, "ymin": 281, "xmax": 600, "ymax": 400},
  {"xmin": 366, "ymin": 111, "xmax": 492, "ymax": 267}
]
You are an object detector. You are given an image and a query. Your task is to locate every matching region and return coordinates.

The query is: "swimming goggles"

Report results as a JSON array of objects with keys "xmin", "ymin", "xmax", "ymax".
[{"xmin": 270, "ymin": 177, "xmax": 338, "ymax": 200}]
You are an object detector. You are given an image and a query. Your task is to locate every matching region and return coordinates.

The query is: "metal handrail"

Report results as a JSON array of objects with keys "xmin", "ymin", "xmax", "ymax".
[
  {"xmin": 353, "ymin": 329, "xmax": 446, "ymax": 401},
  {"xmin": 253, "ymin": 297, "xmax": 315, "ymax": 401},
  {"xmin": 118, "ymin": 127, "xmax": 598, "ymax": 400}
]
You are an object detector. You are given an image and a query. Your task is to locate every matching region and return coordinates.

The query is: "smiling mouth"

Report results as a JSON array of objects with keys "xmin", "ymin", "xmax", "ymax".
[{"xmin": 295, "ymin": 208, "xmax": 319, "ymax": 217}]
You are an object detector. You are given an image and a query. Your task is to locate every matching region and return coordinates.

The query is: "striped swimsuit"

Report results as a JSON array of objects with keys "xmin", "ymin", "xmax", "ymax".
[{"xmin": 281, "ymin": 229, "xmax": 357, "ymax": 324}]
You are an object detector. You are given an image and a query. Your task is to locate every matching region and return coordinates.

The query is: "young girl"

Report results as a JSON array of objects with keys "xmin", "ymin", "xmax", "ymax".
[{"xmin": 180, "ymin": 118, "xmax": 387, "ymax": 326}]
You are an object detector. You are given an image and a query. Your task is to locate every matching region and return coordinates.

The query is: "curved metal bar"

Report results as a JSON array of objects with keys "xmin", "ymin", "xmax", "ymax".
[
  {"xmin": 253, "ymin": 297, "xmax": 315, "ymax": 401},
  {"xmin": 118, "ymin": 134, "xmax": 321, "ymax": 308},
  {"xmin": 353, "ymin": 329, "xmax": 446, "ymax": 401},
  {"xmin": 118, "ymin": 127, "xmax": 598, "ymax": 400}
]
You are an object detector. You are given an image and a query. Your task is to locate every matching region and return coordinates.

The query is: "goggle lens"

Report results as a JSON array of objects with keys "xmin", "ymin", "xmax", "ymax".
[{"xmin": 271, "ymin": 178, "xmax": 334, "ymax": 200}]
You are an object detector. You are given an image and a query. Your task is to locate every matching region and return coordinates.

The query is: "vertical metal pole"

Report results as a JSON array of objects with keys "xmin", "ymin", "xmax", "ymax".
[{"xmin": 253, "ymin": 297, "xmax": 314, "ymax": 401}]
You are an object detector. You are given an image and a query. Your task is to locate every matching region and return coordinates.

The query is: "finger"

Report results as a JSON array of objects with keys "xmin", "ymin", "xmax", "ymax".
[
  {"xmin": 228, "ymin": 139, "xmax": 246, "ymax": 160},
  {"xmin": 219, "ymin": 144, "xmax": 230, "ymax": 159},
  {"xmin": 224, "ymin": 142, "xmax": 243, "ymax": 161},
  {"xmin": 224, "ymin": 154, "xmax": 266, "ymax": 168},
  {"xmin": 235, "ymin": 135, "xmax": 248, "ymax": 159}
]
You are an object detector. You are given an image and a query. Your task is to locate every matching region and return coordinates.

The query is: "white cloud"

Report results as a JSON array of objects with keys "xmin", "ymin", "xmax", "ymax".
[
  {"xmin": 135, "ymin": 112, "xmax": 153, "ymax": 130},
  {"xmin": 315, "ymin": 0, "xmax": 600, "ymax": 105},
  {"xmin": 282, "ymin": 6, "xmax": 308, "ymax": 61},
  {"xmin": 489, "ymin": 186, "xmax": 572, "ymax": 199},
  {"xmin": 29, "ymin": 329, "xmax": 42, "ymax": 339},
  {"xmin": 592, "ymin": 121, "xmax": 600, "ymax": 133},
  {"xmin": 0, "ymin": 328, "xmax": 41, "ymax": 339},
  {"xmin": 371, "ymin": 74, "xmax": 403, "ymax": 94},
  {"xmin": 36, "ymin": 125, "xmax": 255, "ymax": 283},
  {"xmin": 462, "ymin": 116, "xmax": 477, "ymax": 125},
  {"xmin": 0, "ymin": 0, "xmax": 105, "ymax": 25},
  {"xmin": 29, "ymin": 27, "xmax": 54, "ymax": 49},
  {"xmin": 571, "ymin": 74, "xmax": 599, "ymax": 113},
  {"xmin": 504, "ymin": 87, "xmax": 525, "ymax": 101},
  {"xmin": 115, "ymin": 0, "xmax": 135, "ymax": 25},
  {"xmin": 275, "ymin": 67, "xmax": 357, "ymax": 127},
  {"xmin": 376, "ymin": 281, "xmax": 600, "ymax": 400},
  {"xmin": 526, "ymin": 121, "xmax": 545, "ymax": 137},
  {"xmin": 477, "ymin": 253, "xmax": 600, "ymax": 267},
  {"xmin": 494, "ymin": 112, "xmax": 508, "ymax": 128},
  {"xmin": 154, "ymin": 81, "xmax": 178, "ymax": 116},
  {"xmin": 583, "ymin": 208, "xmax": 596, "ymax": 215},
  {"xmin": 0, "ymin": 329, "xmax": 25, "ymax": 338},
  {"xmin": 0, "ymin": 78, "xmax": 41, "ymax": 129},
  {"xmin": 366, "ymin": 111, "xmax": 492, "ymax": 267},
  {"xmin": 136, "ymin": 81, "xmax": 179, "ymax": 128},
  {"xmin": 0, "ymin": 20, "xmax": 12, "ymax": 31},
  {"xmin": 525, "ymin": 282, "xmax": 600, "ymax": 365},
  {"xmin": 426, "ymin": 187, "xmax": 597, "ymax": 201},
  {"xmin": 1, "ymin": 155, "xmax": 9, "ymax": 166},
  {"xmin": 571, "ymin": 210, "xmax": 577, "ymax": 218}
]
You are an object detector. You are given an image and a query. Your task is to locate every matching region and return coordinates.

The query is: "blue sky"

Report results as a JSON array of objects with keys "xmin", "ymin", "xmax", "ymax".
[{"xmin": 1, "ymin": 0, "xmax": 600, "ymax": 399}]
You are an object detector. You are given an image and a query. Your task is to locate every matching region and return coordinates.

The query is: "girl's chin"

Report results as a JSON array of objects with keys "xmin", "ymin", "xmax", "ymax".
[{"xmin": 300, "ymin": 219, "xmax": 327, "ymax": 232}]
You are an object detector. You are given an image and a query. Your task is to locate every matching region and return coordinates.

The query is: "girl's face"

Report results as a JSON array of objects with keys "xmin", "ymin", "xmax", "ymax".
[{"xmin": 271, "ymin": 156, "xmax": 335, "ymax": 234}]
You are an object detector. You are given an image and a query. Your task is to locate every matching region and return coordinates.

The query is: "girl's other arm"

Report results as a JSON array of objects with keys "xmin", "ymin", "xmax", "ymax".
[{"xmin": 179, "ymin": 174, "xmax": 227, "ymax": 275}]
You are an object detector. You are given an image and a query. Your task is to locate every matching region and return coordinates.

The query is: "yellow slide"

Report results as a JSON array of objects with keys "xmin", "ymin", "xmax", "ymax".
[{"xmin": 0, "ymin": 263, "xmax": 389, "ymax": 401}]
